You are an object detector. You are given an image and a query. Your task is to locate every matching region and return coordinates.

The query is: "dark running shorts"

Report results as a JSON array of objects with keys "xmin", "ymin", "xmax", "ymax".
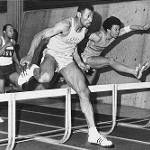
[{"xmin": 0, "ymin": 64, "xmax": 15, "ymax": 79}]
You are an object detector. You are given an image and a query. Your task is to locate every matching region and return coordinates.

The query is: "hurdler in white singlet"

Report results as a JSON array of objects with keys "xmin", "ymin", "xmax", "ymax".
[
  {"xmin": 42, "ymin": 18, "xmax": 87, "ymax": 71},
  {"xmin": 0, "ymin": 36, "xmax": 14, "ymax": 66}
]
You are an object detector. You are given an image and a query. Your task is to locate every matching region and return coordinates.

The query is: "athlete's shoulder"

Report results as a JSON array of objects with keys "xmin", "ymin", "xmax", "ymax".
[
  {"xmin": 89, "ymin": 31, "xmax": 103, "ymax": 42},
  {"xmin": 57, "ymin": 18, "xmax": 72, "ymax": 31}
]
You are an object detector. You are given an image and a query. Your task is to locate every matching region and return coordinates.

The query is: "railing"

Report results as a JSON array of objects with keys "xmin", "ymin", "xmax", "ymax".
[{"xmin": 0, "ymin": 81, "xmax": 150, "ymax": 150}]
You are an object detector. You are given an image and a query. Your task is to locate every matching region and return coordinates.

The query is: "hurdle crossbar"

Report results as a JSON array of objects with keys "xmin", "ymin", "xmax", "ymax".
[
  {"xmin": 1, "ymin": 82, "xmax": 150, "ymax": 102},
  {"xmin": 1, "ymin": 81, "xmax": 150, "ymax": 150},
  {"xmin": 4, "ymin": 87, "xmax": 72, "ymax": 150}
]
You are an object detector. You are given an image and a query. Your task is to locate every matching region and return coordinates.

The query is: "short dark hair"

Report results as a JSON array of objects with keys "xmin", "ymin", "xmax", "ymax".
[
  {"xmin": 2, "ymin": 24, "xmax": 13, "ymax": 32},
  {"xmin": 77, "ymin": 4, "xmax": 94, "ymax": 12},
  {"xmin": 103, "ymin": 16, "xmax": 122, "ymax": 31}
]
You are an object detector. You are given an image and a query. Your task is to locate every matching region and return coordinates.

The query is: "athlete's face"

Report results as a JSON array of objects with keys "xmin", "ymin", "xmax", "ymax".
[
  {"xmin": 109, "ymin": 25, "xmax": 120, "ymax": 38},
  {"xmin": 4, "ymin": 25, "xmax": 14, "ymax": 39},
  {"xmin": 80, "ymin": 8, "xmax": 93, "ymax": 28}
]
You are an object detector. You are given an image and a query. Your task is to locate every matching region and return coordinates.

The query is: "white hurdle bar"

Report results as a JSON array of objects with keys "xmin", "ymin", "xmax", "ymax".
[
  {"xmin": 0, "ymin": 82, "xmax": 150, "ymax": 150},
  {"xmin": 0, "ymin": 84, "xmax": 117, "ymax": 150}
]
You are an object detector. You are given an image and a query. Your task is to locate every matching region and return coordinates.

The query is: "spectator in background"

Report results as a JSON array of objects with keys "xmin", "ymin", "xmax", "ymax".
[{"xmin": 0, "ymin": 24, "xmax": 21, "ymax": 93}]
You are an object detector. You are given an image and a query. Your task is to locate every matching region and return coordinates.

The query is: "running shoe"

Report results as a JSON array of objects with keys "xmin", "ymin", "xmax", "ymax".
[
  {"xmin": 0, "ymin": 117, "xmax": 4, "ymax": 123},
  {"xmin": 18, "ymin": 64, "xmax": 39, "ymax": 86},
  {"xmin": 88, "ymin": 133, "xmax": 113, "ymax": 148},
  {"xmin": 136, "ymin": 61, "xmax": 150, "ymax": 79}
]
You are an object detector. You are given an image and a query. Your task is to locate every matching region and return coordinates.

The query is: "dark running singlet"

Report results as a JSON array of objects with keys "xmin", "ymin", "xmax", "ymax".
[{"xmin": 0, "ymin": 36, "xmax": 15, "ymax": 77}]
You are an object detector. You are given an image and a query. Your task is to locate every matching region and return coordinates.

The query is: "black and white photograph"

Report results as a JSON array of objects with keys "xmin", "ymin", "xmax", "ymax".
[{"xmin": 0, "ymin": 0, "xmax": 150, "ymax": 150}]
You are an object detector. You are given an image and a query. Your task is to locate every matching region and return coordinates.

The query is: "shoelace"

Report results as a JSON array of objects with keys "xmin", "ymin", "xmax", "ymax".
[
  {"xmin": 96, "ymin": 135, "xmax": 108, "ymax": 144},
  {"xmin": 20, "ymin": 63, "xmax": 29, "ymax": 76},
  {"xmin": 136, "ymin": 62, "xmax": 150, "ymax": 79},
  {"xmin": 141, "ymin": 61, "xmax": 149, "ymax": 71},
  {"xmin": 135, "ymin": 65, "xmax": 141, "ymax": 77}
]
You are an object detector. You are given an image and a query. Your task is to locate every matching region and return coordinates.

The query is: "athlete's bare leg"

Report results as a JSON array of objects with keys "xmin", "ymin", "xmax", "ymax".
[
  {"xmin": 0, "ymin": 79, "xmax": 5, "ymax": 122},
  {"xmin": 9, "ymin": 72, "xmax": 20, "ymax": 86},
  {"xmin": 86, "ymin": 56, "xmax": 137, "ymax": 76},
  {"xmin": 34, "ymin": 54, "xmax": 57, "ymax": 84},
  {"xmin": 8, "ymin": 72, "xmax": 22, "ymax": 91},
  {"xmin": 60, "ymin": 62, "xmax": 113, "ymax": 147},
  {"xmin": 18, "ymin": 54, "xmax": 58, "ymax": 89},
  {"xmin": 0, "ymin": 79, "xmax": 5, "ymax": 93},
  {"xmin": 60, "ymin": 62, "xmax": 95, "ymax": 127}
]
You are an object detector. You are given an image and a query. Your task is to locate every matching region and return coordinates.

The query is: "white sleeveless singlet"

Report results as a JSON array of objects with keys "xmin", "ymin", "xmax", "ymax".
[{"xmin": 42, "ymin": 18, "xmax": 86, "ymax": 71}]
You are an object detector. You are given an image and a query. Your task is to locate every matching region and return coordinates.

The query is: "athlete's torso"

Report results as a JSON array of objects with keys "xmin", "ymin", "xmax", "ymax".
[
  {"xmin": 82, "ymin": 26, "xmax": 131, "ymax": 58},
  {"xmin": 46, "ymin": 18, "xmax": 87, "ymax": 57},
  {"xmin": 0, "ymin": 36, "xmax": 14, "ymax": 66},
  {"xmin": 83, "ymin": 31, "xmax": 115, "ymax": 58}
]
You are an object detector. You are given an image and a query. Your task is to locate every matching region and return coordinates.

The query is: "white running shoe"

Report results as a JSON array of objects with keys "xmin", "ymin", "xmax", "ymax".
[
  {"xmin": 88, "ymin": 133, "xmax": 113, "ymax": 148},
  {"xmin": 0, "ymin": 117, "xmax": 4, "ymax": 123},
  {"xmin": 18, "ymin": 64, "xmax": 39, "ymax": 86},
  {"xmin": 136, "ymin": 61, "xmax": 150, "ymax": 79}
]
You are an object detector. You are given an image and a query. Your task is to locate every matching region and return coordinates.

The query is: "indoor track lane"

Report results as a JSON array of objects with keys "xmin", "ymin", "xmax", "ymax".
[{"xmin": 0, "ymin": 103, "xmax": 149, "ymax": 149}]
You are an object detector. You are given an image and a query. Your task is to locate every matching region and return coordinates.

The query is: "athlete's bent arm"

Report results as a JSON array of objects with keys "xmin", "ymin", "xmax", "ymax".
[
  {"xmin": 73, "ymin": 47, "xmax": 87, "ymax": 71},
  {"xmin": 130, "ymin": 24, "xmax": 150, "ymax": 31},
  {"xmin": 20, "ymin": 20, "xmax": 71, "ymax": 66}
]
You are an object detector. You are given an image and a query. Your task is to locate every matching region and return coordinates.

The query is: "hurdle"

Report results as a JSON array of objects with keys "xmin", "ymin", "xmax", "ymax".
[
  {"xmin": 0, "ymin": 82, "xmax": 150, "ymax": 150},
  {"xmin": 0, "ymin": 83, "xmax": 117, "ymax": 150}
]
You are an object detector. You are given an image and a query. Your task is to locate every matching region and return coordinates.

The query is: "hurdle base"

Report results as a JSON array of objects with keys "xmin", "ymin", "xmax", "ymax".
[
  {"xmin": 118, "ymin": 122, "xmax": 149, "ymax": 129},
  {"xmin": 34, "ymin": 136, "xmax": 65, "ymax": 144}
]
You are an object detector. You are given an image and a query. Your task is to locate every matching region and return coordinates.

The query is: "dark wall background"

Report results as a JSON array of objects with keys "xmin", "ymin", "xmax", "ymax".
[{"xmin": 23, "ymin": 0, "xmax": 139, "ymax": 11}]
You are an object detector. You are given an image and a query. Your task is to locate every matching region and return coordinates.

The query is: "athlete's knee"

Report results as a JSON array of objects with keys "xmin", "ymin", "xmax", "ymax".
[
  {"xmin": 38, "ymin": 72, "xmax": 53, "ymax": 83},
  {"xmin": 77, "ymin": 86, "xmax": 90, "ymax": 99}
]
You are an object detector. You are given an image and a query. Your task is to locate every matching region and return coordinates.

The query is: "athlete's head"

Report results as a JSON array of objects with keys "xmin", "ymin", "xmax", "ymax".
[
  {"xmin": 77, "ymin": 4, "xmax": 94, "ymax": 28},
  {"xmin": 103, "ymin": 16, "xmax": 122, "ymax": 38},
  {"xmin": 2, "ymin": 24, "xmax": 14, "ymax": 39}
]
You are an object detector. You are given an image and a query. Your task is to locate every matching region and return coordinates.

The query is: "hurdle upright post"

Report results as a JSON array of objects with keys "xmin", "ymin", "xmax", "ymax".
[
  {"xmin": 6, "ymin": 93, "xmax": 16, "ymax": 150},
  {"xmin": 33, "ymin": 87, "xmax": 72, "ymax": 144},
  {"xmin": 98, "ymin": 84, "xmax": 118, "ymax": 135},
  {"xmin": 59, "ymin": 87, "xmax": 72, "ymax": 143}
]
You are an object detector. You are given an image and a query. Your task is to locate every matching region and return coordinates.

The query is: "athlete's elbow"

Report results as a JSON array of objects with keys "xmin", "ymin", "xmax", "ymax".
[{"xmin": 33, "ymin": 32, "xmax": 43, "ymax": 41}]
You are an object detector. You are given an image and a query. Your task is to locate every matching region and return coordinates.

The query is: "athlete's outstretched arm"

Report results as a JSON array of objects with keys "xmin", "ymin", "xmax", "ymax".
[
  {"xmin": 130, "ymin": 24, "xmax": 150, "ymax": 31},
  {"xmin": 119, "ymin": 24, "xmax": 150, "ymax": 36}
]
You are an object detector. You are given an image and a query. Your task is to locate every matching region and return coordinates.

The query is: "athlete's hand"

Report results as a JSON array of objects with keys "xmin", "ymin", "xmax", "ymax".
[
  {"xmin": 5, "ymin": 41, "xmax": 13, "ymax": 47},
  {"xmin": 16, "ymin": 64, "xmax": 24, "ymax": 73},
  {"xmin": 10, "ymin": 39, "xmax": 16, "ymax": 45},
  {"xmin": 78, "ymin": 62, "xmax": 90, "ymax": 72},
  {"xmin": 20, "ymin": 55, "xmax": 32, "ymax": 67}
]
